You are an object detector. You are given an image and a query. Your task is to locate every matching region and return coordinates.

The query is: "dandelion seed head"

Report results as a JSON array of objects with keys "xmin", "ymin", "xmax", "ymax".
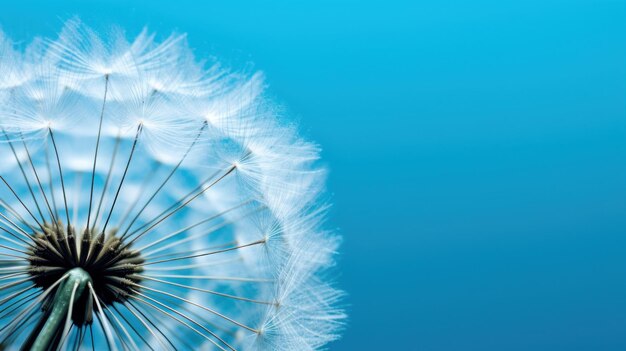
[{"xmin": 0, "ymin": 19, "xmax": 343, "ymax": 350}]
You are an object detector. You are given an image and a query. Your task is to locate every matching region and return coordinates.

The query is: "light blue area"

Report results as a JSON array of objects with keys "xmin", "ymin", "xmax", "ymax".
[{"xmin": 1, "ymin": 1, "xmax": 625, "ymax": 349}]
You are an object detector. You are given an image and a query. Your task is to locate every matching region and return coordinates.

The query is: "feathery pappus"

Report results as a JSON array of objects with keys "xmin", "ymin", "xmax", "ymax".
[{"xmin": 0, "ymin": 19, "xmax": 344, "ymax": 351}]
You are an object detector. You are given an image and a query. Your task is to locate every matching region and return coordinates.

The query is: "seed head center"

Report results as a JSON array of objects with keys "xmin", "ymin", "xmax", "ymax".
[{"xmin": 27, "ymin": 222, "xmax": 144, "ymax": 325}]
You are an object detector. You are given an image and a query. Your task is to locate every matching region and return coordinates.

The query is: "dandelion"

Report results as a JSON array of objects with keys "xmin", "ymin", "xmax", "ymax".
[{"xmin": 0, "ymin": 20, "xmax": 344, "ymax": 351}]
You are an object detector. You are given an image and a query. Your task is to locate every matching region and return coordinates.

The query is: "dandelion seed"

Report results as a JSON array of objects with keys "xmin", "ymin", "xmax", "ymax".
[{"xmin": 0, "ymin": 19, "xmax": 344, "ymax": 350}]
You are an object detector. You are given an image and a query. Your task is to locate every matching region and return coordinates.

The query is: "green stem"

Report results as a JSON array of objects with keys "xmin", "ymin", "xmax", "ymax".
[{"xmin": 29, "ymin": 268, "xmax": 91, "ymax": 351}]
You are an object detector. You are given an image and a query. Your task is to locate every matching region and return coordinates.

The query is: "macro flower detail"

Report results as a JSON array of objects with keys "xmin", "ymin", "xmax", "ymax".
[{"xmin": 0, "ymin": 20, "xmax": 344, "ymax": 351}]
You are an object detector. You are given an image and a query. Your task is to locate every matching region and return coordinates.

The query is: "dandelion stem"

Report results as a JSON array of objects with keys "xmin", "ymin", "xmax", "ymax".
[
  {"xmin": 56, "ymin": 280, "xmax": 80, "ymax": 349},
  {"xmin": 28, "ymin": 268, "xmax": 91, "ymax": 351}
]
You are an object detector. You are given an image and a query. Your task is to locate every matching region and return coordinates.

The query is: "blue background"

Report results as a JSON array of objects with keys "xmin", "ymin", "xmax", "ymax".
[{"xmin": 2, "ymin": 1, "xmax": 625, "ymax": 350}]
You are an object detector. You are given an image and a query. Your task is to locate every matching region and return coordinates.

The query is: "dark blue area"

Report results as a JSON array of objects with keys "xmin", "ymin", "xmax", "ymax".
[{"xmin": 2, "ymin": 1, "xmax": 625, "ymax": 349}]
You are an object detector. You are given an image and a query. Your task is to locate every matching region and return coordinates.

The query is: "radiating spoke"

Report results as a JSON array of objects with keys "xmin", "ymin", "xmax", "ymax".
[
  {"xmin": 0, "ymin": 289, "xmax": 38, "ymax": 319},
  {"xmin": 0, "ymin": 284, "xmax": 34, "ymax": 305},
  {"xmin": 125, "ymin": 165, "xmax": 236, "ymax": 246},
  {"xmin": 137, "ymin": 199, "xmax": 254, "ymax": 253},
  {"xmin": 116, "ymin": 163, "xmax": 161, "ymax": 229},
  {"xmin": 3, "ymin": 131, "xmax": 47, "ymax": 225},
  {"xmin": 142, "ymin": 274, "xmax": 273, "ymax": 283},
  {"xmin": 142, "ymin": 257, "xmax": 242, "ymax": 272},
  {"xmin": 0, "ymin": 175, "xmax": 45, "ymax": 231},
  {"xmin": 120, "ymin": 122, "xmax": 207, "ymax": 238},
  {"xmin": 0, "ymin": 199, "xmax": 38, "ymax": 233},
  {"xmin": 101, "ymin": 124, "xmax": 143, "ymax": 235},
  {"xmin": 125, "ymin": 300, "xmax": 176, "ymax": 351},
  {"xmin": 0, "ymin": 273, "xmax": 69, "ymax": 338},
  {"xmin": 112, "ymin": 304, "xmax": 154, "ymax": 351},
  {"xmin": 0, "ymin": 229, "xmax": 33, "ymax": 249},
  {"xmin": 130, "ymin": 293, "xmax": 232, "ymax": 351},
  {"xmin": 136, "ymin": 284, "xmax": 259, "ymax": 332},
  {"xmin": 140, "ymin": 275, "xmax": 275, "ymax": 305},
  {"xmin": 92, "ymin": 136, "xmax": 121, "ymax": 232},
  {"xmin": 21, "ymin": 135, "xmax": 57, "ymax": 226},
  {"xmin": 0, "ymin": 276, "xmax": 32, "ymax": 292},
  {"xmin": 86, "ymin": 74, "xmax": 110, "ymax": 230},
  {"xmin": 103, "ymin": 305, "xmax": 140, "ymax": 351},
  {"xmin": 48, "ymin": 128, "xmax": 71, "ymax": 227},
  {"xmin": 87, "ymin": 282, "xmax": 118, "ymax": 351},
  {"xmin": 144, "ymin": 239, "xmax": 265, "ymax": 266}
]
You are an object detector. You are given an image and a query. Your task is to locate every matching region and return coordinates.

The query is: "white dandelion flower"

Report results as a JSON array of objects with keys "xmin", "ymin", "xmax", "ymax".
[{"xmin": 0, "ymin": 19, "xmax": 344, "ymax": 351}]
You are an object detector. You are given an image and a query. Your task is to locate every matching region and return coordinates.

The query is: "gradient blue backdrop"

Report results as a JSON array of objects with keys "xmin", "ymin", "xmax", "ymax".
[{"xmin": 1, "ymin": 1, "xmax": 625, "ymax": 350}]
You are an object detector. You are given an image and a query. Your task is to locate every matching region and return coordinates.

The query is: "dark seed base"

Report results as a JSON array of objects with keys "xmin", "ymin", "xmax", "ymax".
[{"xmin": 28, "ymin": 222, "xmax": 144, "ymax": 325}]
